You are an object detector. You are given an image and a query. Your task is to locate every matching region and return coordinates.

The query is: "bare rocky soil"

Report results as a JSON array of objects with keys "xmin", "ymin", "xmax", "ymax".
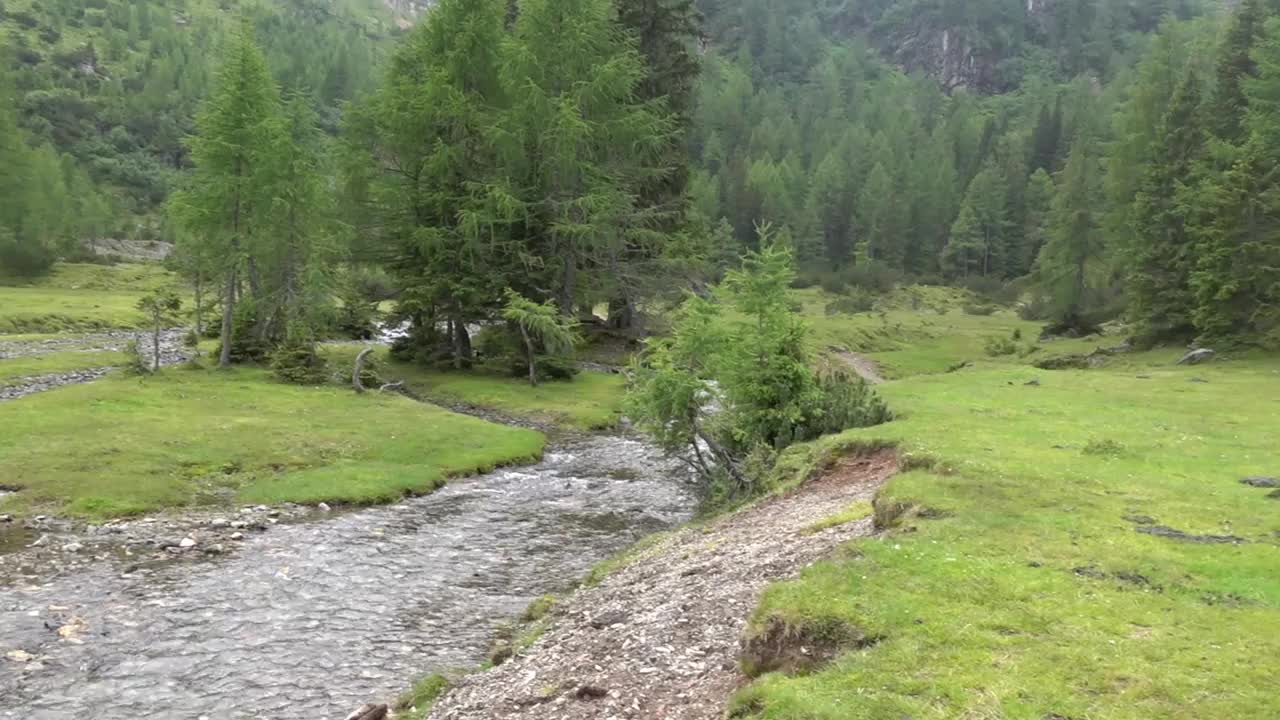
[
  {"xmin": 0, "ymin": 328, "xmax": 187, "ymax": 401},
  {"xmin": 428, "ymin": 451, "xmax": 897, "ymax": 720}
]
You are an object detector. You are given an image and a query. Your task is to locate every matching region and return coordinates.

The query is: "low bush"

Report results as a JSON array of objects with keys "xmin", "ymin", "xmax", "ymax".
[
  {"xmin": 271, "ymin": 338, "xmax": 330, "ymax": 385},
  {"xmin": 983, "ymin": 335, "xmax": 1019, "ymax": 357},
  {"xmin": 963, "ymin": 302, "xmax": 998, "ymax": 316}
]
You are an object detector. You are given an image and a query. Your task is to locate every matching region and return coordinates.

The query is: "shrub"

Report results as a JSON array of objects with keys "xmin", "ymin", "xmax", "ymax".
[
  {"xmin": 963, "ymin": 302, "xmax": 998, "ymax": 316},
  {"xmin": 825, "ymin": 289, "xmax": 875, "ymax": 315},
  {"xmin": 123, "ymin": 339, "xmax": 151, "ymax": 376},
  {"xmin": 271, "ymin": 339, "xmax": 330, "ymax": 385},
  {"xmin": 225, "ymin": 300, "xmax": 270, "ymax": 363},
  {"xmin": 333, "ymin": 282, "xmax": 380, "ymax": 340},
  {"xmin": 841, "ymin": 261, "xmax": 902, "ymax": 294},
  {"xmin": 983, "ymin": 335, "xmax": 1019, "ymax": 357},
  {"xmin": 818, "ymin": 272, "xmax": 847, "ymax": 295},
  {"xmin": 796, "ymin": 366, "xmax": 893, "ymax": 440}
]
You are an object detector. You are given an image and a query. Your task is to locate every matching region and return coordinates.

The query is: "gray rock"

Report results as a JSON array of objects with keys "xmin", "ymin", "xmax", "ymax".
[
  {"xmin": 178, "ymin": 537, "xmax": 197, "ymax": 549},
  {"xmin": 62, "ymin": 542, "xmax": 85, "ymax": 553},
  {"xmin": 317, "ymin": 502, "xmax": 331, "ymax": 512},
  {"xmin": 1242, "ymin": 476, "xmax": 1280, "ymax": 488},
  {"xmin": 230, "ymin": 532, "xmax": 245, "ymax": 541},
  {"xmin": 210, "ymin": 518, "xmax": 229, "ymax": 528},
  {"xmin": 1176, "ymin": 348, "xmax": 1215, "ymax": 365}
]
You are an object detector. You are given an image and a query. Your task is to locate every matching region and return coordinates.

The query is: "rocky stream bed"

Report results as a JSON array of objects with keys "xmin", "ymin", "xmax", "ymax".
[{"xmin": 0, "ymin": 436, "xmax": 697, "ymax": 719}]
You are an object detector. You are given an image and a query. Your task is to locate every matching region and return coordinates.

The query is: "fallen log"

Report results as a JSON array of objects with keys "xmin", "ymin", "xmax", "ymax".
[{"xmin": 352, "ymin": 348, "xmax": 374, "ymax": 393}]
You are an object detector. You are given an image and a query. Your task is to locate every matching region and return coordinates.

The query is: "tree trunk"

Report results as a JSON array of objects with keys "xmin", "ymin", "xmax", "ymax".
[
  {"xmin": 558, "ymin": 245, "xmax": 576, "ymax": 317},
  {"xmin": 152, "ymin": 315, "xmax": 161, "ymax": 372},
  {"xmin": 607, "ymin": 296, "xmax": 635, "ymax": 332},
  {"xmin": 519, "ymin": 326, "xmax": 537, "ymax": 386},
  {"xmin": 218, "ymin": 266, "xmax": 236, "ymax": 368},
  {"xmin": 353, "ymin": 347, "xmax": 373, "ymax": 393},
  {"xmin": 194, "ymin": 272, "xmax": 203, "ymax": 340},
  {"xmin": 452, "ymin": 318, "xmax": 472, "ymax": 369}
]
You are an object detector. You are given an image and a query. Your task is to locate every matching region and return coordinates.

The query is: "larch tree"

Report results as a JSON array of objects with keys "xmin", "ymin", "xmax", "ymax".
[
  {"xmin": 493, "ymin": 0, "xmax": 675, "ymax": 317},
  {"xmin": 355, "ymin": 0, "xmax": 509, "ymax": 367},
  {"xmin": 1036, "ymin": 138, "xmax": 1102, "ymax": 332},
  {"xmin": 170, "ymin": 21, "xmax": 282, "ymax": 367}
]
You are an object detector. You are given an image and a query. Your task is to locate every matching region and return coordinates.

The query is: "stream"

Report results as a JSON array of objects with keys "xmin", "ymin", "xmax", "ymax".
[{"xmin": 0, "ymin": 435, "xmax": 697, "ymax": 719}]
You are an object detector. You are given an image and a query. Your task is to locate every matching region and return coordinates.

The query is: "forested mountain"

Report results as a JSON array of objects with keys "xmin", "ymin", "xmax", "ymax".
[
  {"xmin": 687, "ymin": 0, "xmax": 1280, "ymax": 346},
  {"xmin": 4, "ymin": 0, "xmax": 1280, "ymax": 349},
  {"xmin": 0, "ymin": 0, "xmax": 395, "ymax": 245}
]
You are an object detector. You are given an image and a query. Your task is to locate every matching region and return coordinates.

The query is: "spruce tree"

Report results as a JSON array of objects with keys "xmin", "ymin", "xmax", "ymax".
[
  {"xmin": 1128, "ymin": 68, "xmax": 1204, "ymax": 344},
  {"xmin": 1191, "ymin": 17, "xmax": 1280, "ymax": 344},
  {"xmin": 1036, "ymin": 139, "xmax": 1101, "ymax": 333},
  {"xmin": 1018, "ymin": 168, "xmax": 1055, "ymax": 278}
]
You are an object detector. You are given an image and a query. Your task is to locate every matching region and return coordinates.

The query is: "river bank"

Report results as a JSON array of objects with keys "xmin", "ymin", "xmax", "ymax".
[
  {"xmin": 0, "ymin": 434, "xmax": 696, "ymax": 719},
  {"xmin": 417, "ymin": 451, "xmax": 895, "ymax": 719}
]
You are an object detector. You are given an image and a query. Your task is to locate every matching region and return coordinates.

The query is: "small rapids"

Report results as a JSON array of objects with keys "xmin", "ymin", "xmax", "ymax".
[{"xmin": 0, "ymin": 435, "xmax": 696, "ymax": 719}]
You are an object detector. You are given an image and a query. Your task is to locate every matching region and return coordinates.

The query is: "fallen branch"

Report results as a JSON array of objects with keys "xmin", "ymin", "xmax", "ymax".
[
  {"xmin": 378, "ymin": 381, "xmax": 405, "ymax": 393},
  {"xmin": 352, "ymin": 347, "xmax": 374, "ymax": 393}
]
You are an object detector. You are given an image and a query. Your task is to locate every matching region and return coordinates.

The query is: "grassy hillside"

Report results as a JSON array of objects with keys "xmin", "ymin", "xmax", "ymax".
[
  {"xmin": 734, "ymin": 348, "xmax": 1280, "ymax": 719},
  {"xmin": 1, "ymin": 0, "xmax": 396, "ymax": 223},
  {"xmin": 0, "ymin": 262, "xmax": 183, "ymax": 331}
]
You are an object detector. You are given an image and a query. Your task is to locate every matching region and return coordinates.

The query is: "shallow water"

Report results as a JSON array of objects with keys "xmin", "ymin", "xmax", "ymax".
[{"xmin": 0, "ymin": 436, "xmax": 696, "ymax": 719}]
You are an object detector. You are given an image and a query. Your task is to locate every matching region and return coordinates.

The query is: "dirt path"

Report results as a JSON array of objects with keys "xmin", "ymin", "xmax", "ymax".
[
  {"xmin": 829, "ymin": 347, "xmax": 885, "ymax": 384},
  {"xmin": 428, "ymin": 451, "xmax": 897, "ymax": 720}
]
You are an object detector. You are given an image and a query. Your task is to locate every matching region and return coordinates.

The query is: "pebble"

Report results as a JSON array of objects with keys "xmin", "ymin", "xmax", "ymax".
[
  {"xmin": 210, "ymin": 518, "xmax": 229, "ymax": 528},
  {"xmin": 179, "ymin": 537, "xmax": 197, "ymax": 549},
  {"xmin": 62, "ymin": 543, "xmax": 85, "ymax": 553},
  {"xmin": 318, "ymin": 502, "xmax": 331, "ymax": 512},
  {"xmin": 230, "ymin": 532, "xmax": 244, "ymax": 541}
]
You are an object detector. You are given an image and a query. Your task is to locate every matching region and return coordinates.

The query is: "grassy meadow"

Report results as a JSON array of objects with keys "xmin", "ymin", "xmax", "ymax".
[
  {"xmin": 323, "ymin": 344, "xmax": 627, "ymax": 430},
  {"xmin": 0, "ymin": 262, "xmax": 183, "ymax": 333},
  {"xmin": 0, "ymin": 366, "xmax": 544, "ymax": 518},
  {"xmin": 733, "ymin": 345, "xmax": 1280, "ymax": 719}
]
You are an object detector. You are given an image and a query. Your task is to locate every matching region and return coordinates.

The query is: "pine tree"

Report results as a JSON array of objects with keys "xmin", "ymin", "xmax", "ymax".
[
  {"xmin": 495, "ymin": 0, "xmax": 676, "ymax": 316},
  {"xmin": 805, "ymin": 148, "xmax": 857, "ymax": 267},
  {"xmin": 169, "ymin": 21, "xmax": 282, "ymax": 367},
  {"xmin": 360, "ymin": 0, "xmax": 509, "ymax": 366},
  {"xmin": 1036, "ymin": 139, "xmax": 1102, "ymax": 332},
  {"xmin": 942, "ymin": 161, "xmax": 1008, "ymax": 278},
  {"xmin": 1191, "ymin": 16, "xmax": 1280, "ymax": 344},
  {"xmin": 1209, "ymin": 0, "xmax": 1270, "ymax": 144},
  {"xmin": 1017, "ymin": 168, "xmax": 1055, "ymax": 278},
  {"xmin": 1128, "ymin": 68, "xmax": 1204, "ymax": 344}
]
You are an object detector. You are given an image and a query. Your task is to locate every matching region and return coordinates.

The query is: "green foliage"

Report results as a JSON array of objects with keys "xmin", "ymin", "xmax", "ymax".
[
  {"xmin": 500, "ymin": 289, "xmax": 582, "ymax": 385},
  {"xmin": 628, "ymin": 226, "xmax": 890, "ymax": 499},
  {"xmin": 270, "ymin": 337, "xmax": 330, "ymax": 385}
]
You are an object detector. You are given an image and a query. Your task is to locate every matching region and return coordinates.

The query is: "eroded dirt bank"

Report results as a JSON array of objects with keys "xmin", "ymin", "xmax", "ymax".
[{"xmin": 428, "ymin": 451, "xmax": 897, "ymax": 720}]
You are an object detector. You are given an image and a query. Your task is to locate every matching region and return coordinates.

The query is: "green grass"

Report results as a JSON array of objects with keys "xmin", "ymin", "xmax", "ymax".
[
  {"xmin": 800, "ymin": 500, "xmax": 873, "ymax": 535},
  {"xmin": 323, "ymin": 345, "xmax": 627, "ymax": 430},
  {"xmin": 795, "ymin": 285, "xmax": 1104, "ymax": 378},
  {"xmin": 0, "ymin": 350, "xmax": 128, "ymax": 385},
  {"xmin": 0, "ymin": 366, "xmax": 544, "ymax": 519},
  {"xmin": 0, "ymin": 262, "xmax": 183, "ymax": 333},
  {"xmin": 395, "ymin": 673, "xmax": 451, "ymax": 720},
  {"xmin": 732, "ymin": 352, "xmax": 1280, "ymax": 719}
]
